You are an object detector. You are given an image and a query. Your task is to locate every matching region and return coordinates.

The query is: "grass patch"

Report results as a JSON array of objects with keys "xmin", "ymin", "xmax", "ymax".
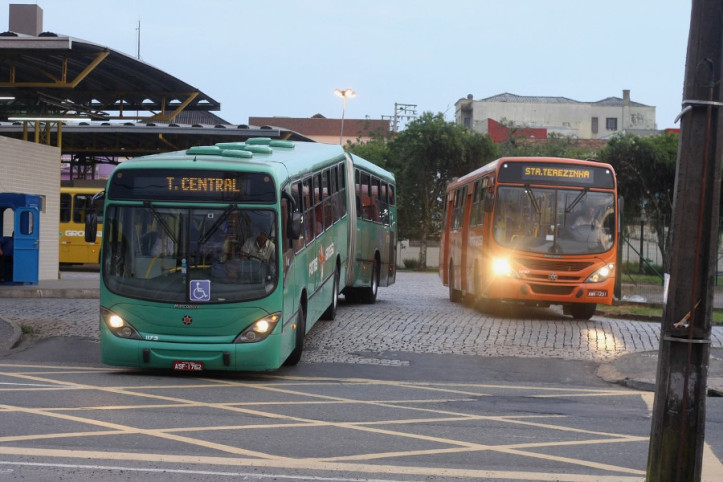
[
  {"xmin": 598, "ymin": 303, "xmax": 723, "ymax": 325},
  {"xmin": 20, "ymin": 325, "xmax": 35, "ymax": 334}
]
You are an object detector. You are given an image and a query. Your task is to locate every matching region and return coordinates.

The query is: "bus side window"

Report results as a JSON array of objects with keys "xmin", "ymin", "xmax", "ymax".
[
  {"xmin": 313, "ymin": 173, "xmax": 323, "ymax": 236},
  {"xmin": 322, "ymin": 169, "xmax": 332, "ymax": 230},
  {"xmin": 360, "ymin": 171, "xmax": 373, "ymax": 221},
  {"xmin": 60, "ymin": 193, "xmax": 71, "ymax": 223},
  {"xmin": 73, "ymin": 194, "xmax": 91, "ymax": 223},
  {"xmin": 302, "ymin": 177, "xmax": 314, "ymax": 245},
  {"xmin": 379, "ymin": 182, "xmax": 389, "ymax": 225},
  {"xmin": 338, "ymin": 163, "xmax": 347, "ymax": 218},
  {"xmin": 281, "ymin": 195, "xmax": 294, "ymax": 274},
  {"xmin": 372, "ymin": 176, "xmax": 381, "ymax": 223},
  {"xmin": 292, "ymin": 181, "xmax": 305, "ymax": 253},
  {"xmin": 330, "ymin": 165, "xmax": 339, "ymax": 223}
]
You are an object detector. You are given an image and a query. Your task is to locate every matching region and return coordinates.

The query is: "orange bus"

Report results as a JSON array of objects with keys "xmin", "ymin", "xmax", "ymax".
[{"xmin": 440, "ymin": 157, "xmax": 618, "ymax": 319}]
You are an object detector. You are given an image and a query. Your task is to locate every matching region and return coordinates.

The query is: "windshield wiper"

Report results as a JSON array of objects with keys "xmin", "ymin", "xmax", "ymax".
[
  {"xmin": 198, "ymin": 204, "xmax": 237, "ymax": 245},
  {"xmin": 566, "ymin": 188, "xmax": 589, "ymax": 214},
  {"xmin": 144, "ymin": 201, "xmax": 178, "ymax": 245}
]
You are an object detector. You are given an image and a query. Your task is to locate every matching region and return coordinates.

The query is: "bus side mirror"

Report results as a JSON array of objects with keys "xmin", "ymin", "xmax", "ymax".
[
  {"xmin": 484, "ymin": 192, "xmax": 495, "ymax": 213},
  {"xmin": 288, "ymin": 212, "xmax": 302, "ymax": 240},
  {"xmin": 85, "ymin": 212, "xmax": 98, "ymax": 242}
]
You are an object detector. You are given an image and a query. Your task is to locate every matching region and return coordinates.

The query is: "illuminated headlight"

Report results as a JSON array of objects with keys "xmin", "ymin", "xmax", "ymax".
[
  {"xmin": 101, "ymin": 307, "xmax": 141, "ymax": 339},
  {"xmin": 492, "ymin": 258, "xmax": 519, "ymax": 278},
  {"xmin": 234, "ymin": 313, "xmax": 281, "ymax": 343},
  {"xmin": 585, "ymin": 263, "xmax": 615, "ymax": 283}
]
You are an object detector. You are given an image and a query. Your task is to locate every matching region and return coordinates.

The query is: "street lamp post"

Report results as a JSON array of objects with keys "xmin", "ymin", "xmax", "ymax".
[{"xmin": 334, "ymin": 88, "xmax": 356, "ymax": 145}]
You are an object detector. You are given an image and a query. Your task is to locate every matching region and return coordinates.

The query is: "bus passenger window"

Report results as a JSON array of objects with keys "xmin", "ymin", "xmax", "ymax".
[
  {"xmin": 372, "ymin": 176, "xmax": 382, "ymax": 223},
  {"xmin": 60, "ymin": 194, "xmax": 71, "ymax": 223},
  {"xmin": 360, "ymin": 171, "xmax": 373, "ymax": 221},
  {"xmin": 302, "ymin": 177, "xmax": 314, "ymax": 244}
]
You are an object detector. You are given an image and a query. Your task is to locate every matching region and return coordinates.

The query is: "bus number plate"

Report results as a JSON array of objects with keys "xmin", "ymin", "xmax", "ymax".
[
  {"xmin": 587, "ymin": 290, "xmax": 608, "ymax": 297},
  {"xmin": 173, "ymin": 360, "xmax": 204, "ymax": 371}
]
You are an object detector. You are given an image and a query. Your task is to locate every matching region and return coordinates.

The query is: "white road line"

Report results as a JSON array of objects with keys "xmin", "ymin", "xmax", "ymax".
[{"xmin": 0, "ymin": 461, "xmax": 419, "ymax": 481}]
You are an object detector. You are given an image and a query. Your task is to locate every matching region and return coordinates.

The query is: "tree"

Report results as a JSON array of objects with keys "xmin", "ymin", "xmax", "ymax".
[
  {"xmin": 598, "ymin": 132, "xmax": 678, "ymax": 271},
  {"xmin": 386, "ymin": 112, "xmax": 498, "ymax": 269},
  {"xmin": 346, "ymin": 135, "xmax": 389, "ymax": 169}
]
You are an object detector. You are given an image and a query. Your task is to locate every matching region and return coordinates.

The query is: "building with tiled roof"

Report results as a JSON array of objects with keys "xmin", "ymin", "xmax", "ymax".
[
  {"xmin": 456, "ymin": 90, "xmax": 656, "ymax": 140},
  {"xmin": 248, "ymin": 114, "xmax": 390, "ymax": 145}
]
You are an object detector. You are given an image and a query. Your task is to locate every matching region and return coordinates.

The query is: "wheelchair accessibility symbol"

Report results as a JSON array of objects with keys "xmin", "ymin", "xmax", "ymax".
[{"xmin": 190, "ymin": 280, "xmax": 211, "ymax": 302}]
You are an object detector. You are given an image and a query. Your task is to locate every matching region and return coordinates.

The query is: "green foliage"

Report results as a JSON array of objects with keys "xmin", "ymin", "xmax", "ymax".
[
  {"xmin": 386, "ymin": 112, "xmax": 498, "ymax": 250},
  {"xmin": 403, "ymin": 258, "xmax": 419, "ymax": 270},
  {"xmin": 346, "ymin": 136, "xmax": 389, "ymax": 169},
  {"xmin": 598, "ymin": 132, "xmax": 678, "ymax": 270}
]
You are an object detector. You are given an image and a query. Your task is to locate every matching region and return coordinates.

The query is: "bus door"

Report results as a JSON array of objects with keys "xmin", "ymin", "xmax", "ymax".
[
  {"xmin": 460, "ymin": 188, "xmax": 472, "ymax": 292},
  {"xmin": 13, "ymin": 207, "xmax": 40, "ymax": 283}
]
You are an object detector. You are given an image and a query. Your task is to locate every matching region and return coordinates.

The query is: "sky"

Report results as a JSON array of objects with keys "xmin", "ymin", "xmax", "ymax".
[{"xmin": 2, "ymin": 0, "xmax": 692, "ymax": 130}]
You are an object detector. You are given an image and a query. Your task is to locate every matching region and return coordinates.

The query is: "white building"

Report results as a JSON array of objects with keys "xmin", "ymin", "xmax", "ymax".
[{"xmin": 456, "ymin": 90, "xmax": 656, "ymax": 140}]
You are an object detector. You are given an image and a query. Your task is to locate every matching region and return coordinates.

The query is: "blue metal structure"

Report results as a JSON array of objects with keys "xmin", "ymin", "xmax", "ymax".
[{"xmin": 0, "ymin": 193, "xmax": 41, "ymax": 285}]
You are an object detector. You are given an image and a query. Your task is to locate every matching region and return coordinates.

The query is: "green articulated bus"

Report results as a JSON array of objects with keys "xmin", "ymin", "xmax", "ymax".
[{"xmin": 87, "ymin": 138, "xmax": 396, "ymax": 371}]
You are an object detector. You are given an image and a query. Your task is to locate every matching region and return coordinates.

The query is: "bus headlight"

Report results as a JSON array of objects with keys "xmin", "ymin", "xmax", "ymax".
[
  {"xmin": 585, "ymin": 263, "xmax": 615, "ymax": 283},
  {"xmin": 491, "ymin": 258, "xmax": 519, "ymax": 278},
  {"xmin": 234, "ymin": 313, "xmax": 281, "ymax": 343},
  {"xmin": 101, "ymin": 307, "xmax": 141, "ymax": 339}
]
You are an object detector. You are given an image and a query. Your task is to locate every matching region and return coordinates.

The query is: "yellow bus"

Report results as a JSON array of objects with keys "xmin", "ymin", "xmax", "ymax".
[{"xmin": 60, "ymin": 180, "xmax": 106, "ymax": 265}]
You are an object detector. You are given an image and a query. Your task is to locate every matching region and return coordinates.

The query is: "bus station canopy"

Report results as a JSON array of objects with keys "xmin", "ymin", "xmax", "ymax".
[{"xmin": 0, "ymin": 32, "xmax": 310, "ymax": 159}]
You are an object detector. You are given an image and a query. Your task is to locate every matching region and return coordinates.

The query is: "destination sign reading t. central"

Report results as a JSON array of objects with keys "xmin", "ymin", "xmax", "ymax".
[
  {"xmin": 166, "ymin": 176, "xmax": 241, "ymax": 193},
  {"xmin": 108, "ymin": 169, "xmax": 275, "ymax": 202}
]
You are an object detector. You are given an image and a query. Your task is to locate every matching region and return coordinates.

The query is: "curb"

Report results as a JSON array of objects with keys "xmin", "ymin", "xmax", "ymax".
[
  {"xmin": 0, "ymin": 289, "xmax": 99, "ymax": 299},
  {"xmin": 0, "ymin": 317, "xmax": 22, "ymax": 352}
]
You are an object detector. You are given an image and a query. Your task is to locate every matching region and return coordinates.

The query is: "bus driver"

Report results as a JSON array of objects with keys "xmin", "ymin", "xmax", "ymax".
[{"xmin": 240, "ymin": 231, "xmax": 275, "ymax": 262}]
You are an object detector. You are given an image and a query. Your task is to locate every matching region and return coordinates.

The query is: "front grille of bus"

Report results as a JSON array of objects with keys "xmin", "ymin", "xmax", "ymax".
[
  {"xmin": 526, "ymin": 273, "xmax": 580, "ymax": 282},
  {"xmin": 529, "ymin": 284, "xmax": 576, "ymax": 295},
  {"xmin": 515, "ymin": 258, "xmax": 594, "ymax": 272}
]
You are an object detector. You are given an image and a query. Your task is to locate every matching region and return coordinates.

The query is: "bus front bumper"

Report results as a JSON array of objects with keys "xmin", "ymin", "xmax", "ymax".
[
  {"xmin": 100, "ymin": 329, "xmax": 283, "ymax": 372},
  {"xmin": 483, "ymin": 277, "xmax": 616, "ymax": 306}
]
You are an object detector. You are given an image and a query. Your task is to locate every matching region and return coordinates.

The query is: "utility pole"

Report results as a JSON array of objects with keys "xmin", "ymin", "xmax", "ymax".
[
  {"xmin": 383, "ymin": 103, "xmax": 417, "ymax": 132},
  {"xmin": 647, "ymin": 1, "xmax": 723, "ymax": 480}
]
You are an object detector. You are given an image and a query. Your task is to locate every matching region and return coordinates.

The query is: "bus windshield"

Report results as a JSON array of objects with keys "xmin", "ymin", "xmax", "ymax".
[
  {"xmin": 493, "ymin": 186, "xmax": 615, "ymax": 255},
  {"xmin": 103, "ymin": 205, "xmax": 277, "ymax": 303}
]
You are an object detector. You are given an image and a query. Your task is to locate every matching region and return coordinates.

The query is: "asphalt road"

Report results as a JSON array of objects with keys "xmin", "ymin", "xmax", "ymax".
[{"xmin": 0, "ymin": 271, "xmax": 721, "ymax": 481}]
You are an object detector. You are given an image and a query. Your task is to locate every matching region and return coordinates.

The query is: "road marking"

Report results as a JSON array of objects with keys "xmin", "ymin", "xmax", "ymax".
[
  {"xmin": 0, "ymin": 461, "xmax": 419, "ymax": 482},
  {"xmin": 0, "ymin": 367, "xmax": 707, "ymax": 480},
  {"xmin": 0, "ymin": 448, "xmax": 643, "ymax": 481}
]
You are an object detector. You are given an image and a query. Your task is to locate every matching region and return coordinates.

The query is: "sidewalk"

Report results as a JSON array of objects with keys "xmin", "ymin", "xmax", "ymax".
[{"xmin": 0, "ymin": 274, "xmax": 721, "ymax": 396}]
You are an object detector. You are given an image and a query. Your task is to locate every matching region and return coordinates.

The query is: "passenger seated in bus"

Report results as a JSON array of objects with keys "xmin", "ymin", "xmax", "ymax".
[
  {"xmin": 0, "ymin": 233, "xmax": 13, "ymax": 282},
  {"xmin": 150, "ymin": 232, "xmax": 176, "ymax": 256}
]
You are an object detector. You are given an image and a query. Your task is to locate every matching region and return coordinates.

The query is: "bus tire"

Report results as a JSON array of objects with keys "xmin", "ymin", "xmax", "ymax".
[
  {"xmin": 284, "ymin": 302, "xmax": 306, "ymax": 366},
  {"xmin": 448, "ymin": 265, "xmax": 462, "ymax": 303},
  {"xmin": 362, "ymin": 260, "xmax": 379, "ymax": 304},
  {"xmin": 569, "ymin": 303, "xmax": 596, "ymax": 320},
  {"xmin": 321, "ymin": 267, "xmax": 339, "ymax": 320}
]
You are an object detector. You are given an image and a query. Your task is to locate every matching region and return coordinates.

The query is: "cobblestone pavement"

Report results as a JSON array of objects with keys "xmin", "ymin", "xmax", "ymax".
[{"xmin": 2, "ymin": 271, "xmax": 722, "ymax": 366}]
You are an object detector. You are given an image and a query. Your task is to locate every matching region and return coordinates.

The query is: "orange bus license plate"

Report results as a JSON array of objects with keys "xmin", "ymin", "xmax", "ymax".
[
  {"xmin": 587, "ymin": 290, "xmax": 607, "ymax": 297},
  {"xmin": 173, "ymin": 361, "xmax": 204, "ymax": 371}
]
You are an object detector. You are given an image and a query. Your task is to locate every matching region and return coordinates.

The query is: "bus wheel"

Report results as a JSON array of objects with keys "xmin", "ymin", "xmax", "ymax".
[
  {"xmin": 362, "ymin": 261, "xmax": 379, "ymax": 304},
  {"xmin": 448, "ymin": 265, "xmax": 462, "ymax": 303},
  {"xmin": 284, "ymin": 303, "xmax": 306, "ymax": 366},
  {"xmin": 321, "ymin": 268, "xmax": 339, "ymax": 320},
  {"xmin": 569, "ymin": 303, "xmax": 596, "ymax": 320}
]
